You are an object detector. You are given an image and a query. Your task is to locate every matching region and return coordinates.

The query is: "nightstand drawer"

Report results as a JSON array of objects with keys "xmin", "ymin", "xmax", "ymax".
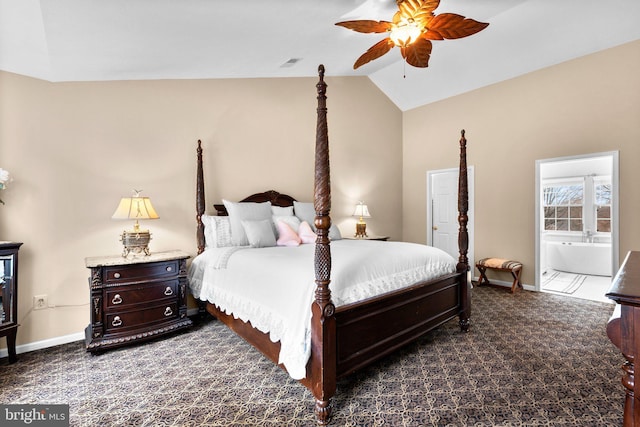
[
  {"xmin": 105, "ymin": 302, "xmax": 179, "ymax": 333},
  {"xmin": 105, "ymin": 279, "xmax": 178, "ymax": 309},
  {"xmin": 104, "ymin": 260, "xmax": 179, "ymax": 283}
]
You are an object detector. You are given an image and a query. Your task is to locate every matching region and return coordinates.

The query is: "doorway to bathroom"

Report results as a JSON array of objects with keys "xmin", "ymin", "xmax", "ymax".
[{"xmin": 535, "ymin": 152, "xmax": 619, "ymax": 303}]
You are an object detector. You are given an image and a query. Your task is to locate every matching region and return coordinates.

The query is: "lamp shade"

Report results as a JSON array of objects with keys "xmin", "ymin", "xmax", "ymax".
[
  {"xmin": 112, "ymin": 194, "xmax": 159, "ymax": 257},
  {"xmin": 112, "ymin": 197, "xmax": 159, "ymax": 221},
  {"xmin": 352, "ymin": 202, "xmax": 371, "ymax": 219}
]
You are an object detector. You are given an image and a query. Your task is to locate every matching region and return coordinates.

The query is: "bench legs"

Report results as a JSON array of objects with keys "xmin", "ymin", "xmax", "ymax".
[
  {"xmin": 476, "ymin": 265, "xmax": 522, "ymax": 293},
  {"xmin": 509, "ymin": 267, "xmax": 523, "ymax": 293},
  {"xmin": 477, "ymin": 266, "xmax": 490, "ymax": 286}
]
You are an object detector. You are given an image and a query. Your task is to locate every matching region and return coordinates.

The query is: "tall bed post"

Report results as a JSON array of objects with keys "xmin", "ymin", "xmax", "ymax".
[
  {"xmin": 309, "ymin": 64, "xmax": 337, "ymax": 425},
  {"xmin": 196, "ymin": 140, "xmax": 206, "ymax": 255},
  {"xmin": 457, "ymin": 130, "xmax": 471, "ymax": 331}
]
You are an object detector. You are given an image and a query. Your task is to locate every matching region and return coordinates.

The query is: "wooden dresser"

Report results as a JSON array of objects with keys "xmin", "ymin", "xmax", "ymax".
[
  {"xmin": 606, "ymin": 250, "xmax": 640, "ymax": 426},
  {"xmin": 85, "ymin": 250, "xmax": 192, "ymax": 352}
]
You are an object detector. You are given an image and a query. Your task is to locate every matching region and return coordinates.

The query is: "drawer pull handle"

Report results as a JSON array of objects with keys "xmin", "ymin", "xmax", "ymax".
[
  {"xmin": 112, "ymin": 316, "xmax": 123, "ymax": 327},
  {"xmin": 164, "ymin": 307, "xmax": 173, "ymax": 317},
  {"xmin": 112, "ymin": 294, "xmax": 123, "ymax": 305},
  {"xmin": 164, "ymin": 287, "xmax": 173, "ymax": 296},
  {"xmin": 113, "ymin": 272, "xmax": 121, "ymax": 279},
  {"xmin": 166, "ymin": 266, "xmax": 173, "ymax": 272}
]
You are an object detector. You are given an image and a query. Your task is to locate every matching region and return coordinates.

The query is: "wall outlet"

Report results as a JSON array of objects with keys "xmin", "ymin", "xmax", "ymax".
[{"xmin": 33, "ymin": 294, "xmax": 48, "ymax": 310}]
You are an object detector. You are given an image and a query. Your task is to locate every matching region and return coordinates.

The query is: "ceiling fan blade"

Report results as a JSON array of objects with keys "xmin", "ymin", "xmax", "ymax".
[
  {"xmin": 400, "ymin": 38, "xmax": 433, "ymax": 68},
  {"xmin": 335, "ymin": 20, "xmax": 392, "ymax": 34},
  {"xmin": 419, "ymin": 0, "xmax": 440, "ymax": 15},
  {"xmin": 353, "ymin": 38, "xmax": 394, "ymax": 69},
  {"xmin": 397, "ymin": 0, "xmax": 439, "ymax": 17},
  {"xmin": 424, "ymin": 13, "xmax": 489, "ymax": 40}
]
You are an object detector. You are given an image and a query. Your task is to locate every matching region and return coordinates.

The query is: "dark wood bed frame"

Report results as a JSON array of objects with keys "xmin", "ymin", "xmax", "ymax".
[{"xmin": 194, "ymin": 65, "xmax": 470, "ymax": 425}]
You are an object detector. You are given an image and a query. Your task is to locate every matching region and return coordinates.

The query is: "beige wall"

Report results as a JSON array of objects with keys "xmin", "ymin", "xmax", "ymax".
[
  {"xmin": 403, "ymin": 40, "xmax": 640, "ymax": 286},
  {"xmin": 0, "ymin": 72, "xmax": 402, "ymax": 349}
]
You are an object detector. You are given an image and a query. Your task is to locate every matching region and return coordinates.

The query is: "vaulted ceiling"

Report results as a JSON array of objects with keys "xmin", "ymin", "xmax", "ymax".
[{"xmin": 1, "ymin": 0, "xmax": 639, "ymax": 111}]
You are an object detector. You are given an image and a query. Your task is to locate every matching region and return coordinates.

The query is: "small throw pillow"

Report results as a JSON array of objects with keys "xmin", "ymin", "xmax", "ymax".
[
  {"xmin": 223, "ymin": 200, "xmax": 272, "ymax": 246},
  {"xmin": 298, "ymin": 221, "xmax": 316, "ymax": 244},
  {"xmin": 272, "ymin": 215, "xmax": 301, "ymax": 237},
  {"xmin": 242, "ymin": 219, "xmax": 276, "ymax": 248},
  {"xmin": 276, "ymin": 220, "xmax": 301, "ymax": 247}
]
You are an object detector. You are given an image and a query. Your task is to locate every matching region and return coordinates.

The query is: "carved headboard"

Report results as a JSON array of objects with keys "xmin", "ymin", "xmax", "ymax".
[{"xmin": 213, "ymin": 190, "xmax": 297, "ymax": 216}]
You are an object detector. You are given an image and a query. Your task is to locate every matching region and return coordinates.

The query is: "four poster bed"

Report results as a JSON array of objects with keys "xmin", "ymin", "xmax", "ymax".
[{"xmin": 189, "ymin": 65, "xmax": 471, "ymax": 425}]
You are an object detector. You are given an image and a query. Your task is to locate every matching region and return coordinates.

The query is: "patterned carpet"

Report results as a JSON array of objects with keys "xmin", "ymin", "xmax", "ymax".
[{"xmin": 0, "ymin": 286, "xmax": 623, "ymax": 426}]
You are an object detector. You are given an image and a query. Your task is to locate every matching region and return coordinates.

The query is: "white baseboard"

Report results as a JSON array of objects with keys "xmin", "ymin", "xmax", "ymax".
[
  {"xmin": 473, "ymin": 276, "xmax": 534, "ymax": 292},
  {"xmin": 0, "ymin": 331, "xmax": 84, "ymax": 358},
  {"xmin": 1, "ymin": 308, "xmax": 202, "ymax": 358}
]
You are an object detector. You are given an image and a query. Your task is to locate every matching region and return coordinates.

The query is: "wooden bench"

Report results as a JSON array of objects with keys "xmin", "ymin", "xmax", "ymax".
[{"xmin": 476, "ymin": 258, "xmax": 523, "ymax": 293}]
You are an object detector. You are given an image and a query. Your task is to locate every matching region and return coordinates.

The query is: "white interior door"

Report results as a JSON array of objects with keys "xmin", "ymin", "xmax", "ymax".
[
  {"xmin": 431, "ymin": 171, "xmax": 458, "ymax": 258},
  {"xmin": 427, "ymin": 167, "xmax": 474, "ymax": 264}
]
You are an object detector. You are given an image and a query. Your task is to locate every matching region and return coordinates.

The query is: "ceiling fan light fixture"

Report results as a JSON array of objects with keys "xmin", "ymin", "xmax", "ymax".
[
  {"xmin": 335, "ymin": 0, "xmax": 489, "ymax": 70},
  {"xmin": 389, "ymin": 20, "xmax": 422, "ymax": 47}
]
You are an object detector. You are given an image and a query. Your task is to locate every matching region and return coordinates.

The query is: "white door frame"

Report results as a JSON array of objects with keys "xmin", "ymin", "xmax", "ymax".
[
  {"xmin": 534, "ymin": 151, "xmax": 619, "ymax": 291},
  {"xmin": 426, "ymin": 166, "xmax": 475, "ymax": 268}
]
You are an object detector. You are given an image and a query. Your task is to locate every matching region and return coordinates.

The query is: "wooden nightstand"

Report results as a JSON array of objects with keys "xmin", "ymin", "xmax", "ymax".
[{"xmin": 84, "ymin": 250, "xmax": 192, "ymax": 352}]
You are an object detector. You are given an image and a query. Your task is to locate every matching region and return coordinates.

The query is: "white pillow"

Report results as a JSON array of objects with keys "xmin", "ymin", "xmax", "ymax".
[
  {"xmin": 223, "ymin": 200, "xmax": 273, "ymax": 246},
  {"xmin": 242, "ymin": 219, "xmax": 276, "ymax": 248},
  {"xmin": 201, "ymin": 215, "xmax": 233, "ymax": 248},
  {"xmin": 271, "ymin": 205, "xmax": 294, "ymax": 216},
  {"xmin": 329, "ymin": 225, "xmax": 342, "ymax": 241},
  {"xmin": 293, "ymin": 201, "xmax": 342, "ymax": 241},
  {"xmin": 293, "ymin": 201, "xmax": 315, "ymax": 228}
]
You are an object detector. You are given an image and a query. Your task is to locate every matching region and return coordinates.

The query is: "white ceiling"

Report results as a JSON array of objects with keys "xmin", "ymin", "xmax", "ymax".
[{"xmin": 1, "ymin": 0, "xmax": 639, "ymax": 111}]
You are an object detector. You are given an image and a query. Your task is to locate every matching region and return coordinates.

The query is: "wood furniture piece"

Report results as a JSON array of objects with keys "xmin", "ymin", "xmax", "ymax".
[
  {"xmin": 0, "ymin": 242, "xmax": 22, "ymax": 364},
  {"xmin": 606, "ymin": 250, "xmax": 640, "ymax": 426},
  {"xmin": 476, "ymin": 257, "xmax": 523, "ymax": 293},
  {"xmin": 194, "ymin": 65, "xmax": 470, "ymax": 425},
  {"xmin": 85, "ymin": 250, "xmax": 192, "ymax": 352}
]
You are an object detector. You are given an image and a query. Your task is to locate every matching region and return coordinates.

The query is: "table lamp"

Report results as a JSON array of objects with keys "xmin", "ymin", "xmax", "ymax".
[
  {"xmin": 112, "ymin": 190, "xmax": 159, "ymax": 257},
  {"xmin": 352, "ymin": 201, "xmax": 371, "ymax": 238}
]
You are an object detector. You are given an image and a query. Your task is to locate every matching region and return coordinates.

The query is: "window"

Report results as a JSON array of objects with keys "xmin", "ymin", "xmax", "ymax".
[
  {"xmin": 543, "ymin": 183, "xmax": 584, "ymax": 231},
  {"xmin": 543, "ymin": 175, "xmax": 612, "ymax": 236},
  {"xmin": 595, "ymin": 182, "xmax": 612, "ymax": 232}
]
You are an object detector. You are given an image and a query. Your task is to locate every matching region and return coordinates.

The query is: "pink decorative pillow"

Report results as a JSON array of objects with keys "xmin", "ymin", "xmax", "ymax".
[
  {"xmin": 298, "ymin": 221, "xmax": 316, "ymax": 244},
  {"xmin": 276, "ymin": 220, "xmax": 301, "ymax": 247}
]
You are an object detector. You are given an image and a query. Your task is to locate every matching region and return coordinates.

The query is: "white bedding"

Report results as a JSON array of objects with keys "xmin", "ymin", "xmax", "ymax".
[{"xmin": 188, "ymin": 240, "xmax": 456, "ymax": 379}]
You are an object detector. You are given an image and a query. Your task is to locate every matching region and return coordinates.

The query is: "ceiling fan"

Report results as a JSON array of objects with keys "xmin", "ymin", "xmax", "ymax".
[{"xmin": 336, "ymin": 0, "xmax": 489, "ymax": 69}]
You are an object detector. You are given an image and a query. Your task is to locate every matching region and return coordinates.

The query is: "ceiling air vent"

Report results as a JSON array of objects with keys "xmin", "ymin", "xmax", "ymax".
[{"xmin": 280, "ymin": 58, "xmax": 302, "ymax": 68}]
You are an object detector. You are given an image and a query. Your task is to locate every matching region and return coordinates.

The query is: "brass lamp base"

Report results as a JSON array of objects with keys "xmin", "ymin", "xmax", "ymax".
[
  {"xmin": 354, "ymin": 222, "xmax": 368, "ymax": 238},
  {"xmin": 119, "ymin": 230, "xmax": 152, "ymax": 257}
]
